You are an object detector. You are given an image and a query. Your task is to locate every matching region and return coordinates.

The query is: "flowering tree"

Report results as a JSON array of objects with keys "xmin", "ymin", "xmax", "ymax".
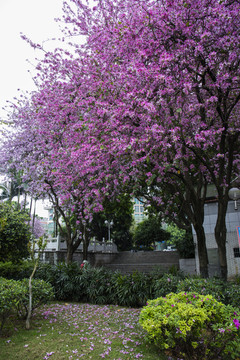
[
  {"xmin": 1, "ymin": 97, "xmax": 95, "ymax": 263},
  {"xmin": 2, "ymin": 0, "xmax": 240, "ymax": 278},
  {"xmin": 0, "ymin": 68, "xmax": 124, "ymax": 262},
  {"xmin": 59, "ymin": 0, "xmax": 240, "ymax": 279},
  {"xmin": 30, "ymin": 215, "xmax": 46, "ymax": 239}
]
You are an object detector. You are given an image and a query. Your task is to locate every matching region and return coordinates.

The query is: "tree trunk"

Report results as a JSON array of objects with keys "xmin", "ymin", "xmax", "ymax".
[
  {"xmin": 66, "ymin": 239, "xmax": 74, "ymax": 264},
  {"xmin": 28, "ymin": 197, "xmax": 33, "ymax": 226},
  {"xmin": 23, "ymin": 192, "xmax": 27, "ymax": 211},
  {"xmin": 215, "ymin": 200, "xmax": 228, "ymax": 281},
  {"xmin": 194, "ymin": 224, "xmax": 209, "ymax": 278},
  {"xmin": 83, "ymin": 241, "xmax": 88, "ymax": 261},
  {"xmin": 32, "ymin": 198, "xmax": 36, "ymax": 234},
  {"xmin": 65, "ymin": 231, "xmax": 83, "ymax": 264},
  {"xmin": 217, "ymin": 241, "xmax": 227, "ymax": 281},
  {"xmin": 26, "ymin": 259, "xmax": 38, "ymax": 329},
  {"xmin": 82, "ymin": 226, "xmax": 90, "ymax": 261}
]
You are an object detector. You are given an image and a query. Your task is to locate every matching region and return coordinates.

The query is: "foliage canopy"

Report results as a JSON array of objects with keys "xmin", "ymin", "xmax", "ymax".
[
  {"xmin": 133, "ymin": 217, "xmax": 170, "ymax": 250},
  {"xmin": 0, "ymin": 202, "xmax": 31, "ymax": 263}
]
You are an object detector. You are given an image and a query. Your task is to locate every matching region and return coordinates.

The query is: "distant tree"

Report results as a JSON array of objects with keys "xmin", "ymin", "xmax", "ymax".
[
  {"xmin": 133, "ymin": 216, "xmax": 170, "ymax": 250},
  {"xmin": 0, "ymin": 169, "xmax": 25, "ymax": 205},
  {"xmin": 30, "ymin": 215, "xmax": 46, "ymax": 239},
  {"xmin": 90, "ymin": 195, "xmax": 133, "ymax": 251},
  {"xmin": 0, "ymin": 202, "xmax": 31, "ymax": 263}
]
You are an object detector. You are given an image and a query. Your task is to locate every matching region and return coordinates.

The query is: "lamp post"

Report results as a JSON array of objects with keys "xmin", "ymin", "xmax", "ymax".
[
  {"xmin": 105, "ymin": 220, "xmax": 113, "ymax": 242},
  {"xmin": 228, "ymin": 187, "xmax": 240, "ymax": 210}
]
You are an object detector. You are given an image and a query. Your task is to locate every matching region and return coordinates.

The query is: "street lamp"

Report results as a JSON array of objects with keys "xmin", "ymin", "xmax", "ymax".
[
  {"xmin": 228, "ymin": 187, "xmax": 240, "ymax": 210},
  {"xmin": 105, "ymin": 220, "xmax": 113, "ymax": 242}
]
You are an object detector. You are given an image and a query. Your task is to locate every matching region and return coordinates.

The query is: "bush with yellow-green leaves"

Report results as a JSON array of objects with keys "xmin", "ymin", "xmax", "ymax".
[{"xmin": 139, "ymin": 292, "xmax": 240, "ymax": 360}]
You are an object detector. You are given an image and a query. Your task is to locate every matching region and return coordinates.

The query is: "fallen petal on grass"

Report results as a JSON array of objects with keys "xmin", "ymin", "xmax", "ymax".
[{"xmin": 0, "ymin": 302, "xmax": 165, "ymax": 360}]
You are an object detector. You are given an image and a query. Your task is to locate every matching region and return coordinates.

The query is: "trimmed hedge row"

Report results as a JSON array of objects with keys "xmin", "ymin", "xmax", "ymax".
[{"xmin": 0, "ymin": 261, "xmax": 239, "ymax": 309}]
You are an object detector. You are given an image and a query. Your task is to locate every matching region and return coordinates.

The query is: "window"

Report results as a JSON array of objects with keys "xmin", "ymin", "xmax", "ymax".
[{"xmin": 233, "ymin": 248, "xmax": 240, "ymax": 258}]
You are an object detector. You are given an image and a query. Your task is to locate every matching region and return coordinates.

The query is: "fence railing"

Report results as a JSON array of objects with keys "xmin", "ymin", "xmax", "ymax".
[{"xmin": 34, "ymin": 236, "xmax": 118, "ymax": 253}]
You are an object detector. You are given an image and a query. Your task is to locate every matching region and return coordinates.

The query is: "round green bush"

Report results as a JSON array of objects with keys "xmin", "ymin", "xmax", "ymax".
[
  {"xmin": 139, "ymin": 292, "xmax": 240, "ymax": 360},
  {"xmin": 0, "ymin": 277, "xmax": 24, "ymax": 334},
  {"xmin": 18, "ymin": 278, "xmax": 55, "ymax": 318}
]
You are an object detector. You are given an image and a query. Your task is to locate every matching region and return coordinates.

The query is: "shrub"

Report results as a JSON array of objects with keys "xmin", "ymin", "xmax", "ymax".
[
  {"xmin": 17, "ymin": 279, "xmax": 55, "ymax": 319},
  {"xmin": 114, "ymin": 271, "xmax": 152, "ymax": 307},
  {"xmin": 0, "ymin": 277, "xmax": 54, "ymax": 333},
  {"xmin": 176, "ymin": 277, "xmax": 223, "ymax": 298},
  {"xmin": 35, "ymin": 263, "xmax": 153, "ymax": 307},
  {"xmin": 42, "ymin": 262, "xmax": 84, "ymax": 302},
  {"xmin": 139, "ymin": 292, "xmax": 240, "ymax": 360},
  {"xmin": 223, "ymin": 283, "xmax": 240, "ymax": 309},
  {"xmin": 232, "ymin": 275, "xmax": 240, "ymax": 285},
  {"xmin": 35, "ymin": 262, "xmax": 57, "ymax": 284},
  {"xmin": 0, "ymin": 261, "xmax": 34, "ymax": 280},
  {"xmin": 2, "ymin": 260, "xmax": 239, "ymax": 310},
  {"xmin": 153, "ymin": 272, "xmax": 184, "ymax": 298},
  {"xmin": 0, "ymin": 278, "xmax": 24, "ymax": 334},
  {"xmin": 176, "ymin": 277, "xmax": 240, "ymax": 308},
  {"xmin": 82, "ymin": 266, "xmax": 113, "ymax": 304}
]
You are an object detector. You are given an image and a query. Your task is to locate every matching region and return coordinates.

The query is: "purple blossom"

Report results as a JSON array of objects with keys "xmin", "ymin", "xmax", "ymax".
[
  {"xmin": 218, "ymin": 328, "xmax": 225, "ymax": 333},
  {"xmin": 233, "ymin": 319, "xmax": 240, "ymax": 330}
]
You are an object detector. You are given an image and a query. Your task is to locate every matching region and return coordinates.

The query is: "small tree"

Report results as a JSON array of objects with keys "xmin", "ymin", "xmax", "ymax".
[
  {"xmin": 0, "ymin": 202, "xmax": 31, "ymax": 263},
  {"xmin": 26, "ymin": 236, "xmax": 47, "ymax": 330}
]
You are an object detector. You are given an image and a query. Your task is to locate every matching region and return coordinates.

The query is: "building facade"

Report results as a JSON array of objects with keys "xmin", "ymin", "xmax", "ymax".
[
  {"xmin": 193, "ymin": 200, "xmax": 240, "ymax": 278},
  {"xmin": 133, "ymin": 197, "xmax": 146, "ymax": 224}
]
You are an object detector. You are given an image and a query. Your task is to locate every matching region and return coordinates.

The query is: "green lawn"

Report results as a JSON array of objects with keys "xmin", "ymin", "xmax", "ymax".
[{"xmin": 0, "ymin": 302, "xmax": 167, "ymax": 360}]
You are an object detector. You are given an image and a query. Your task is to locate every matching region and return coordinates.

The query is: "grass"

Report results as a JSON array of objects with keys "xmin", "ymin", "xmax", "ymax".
[{"xmin": 0, "ymin": 302, "xmax": 167, "ymax": 360}]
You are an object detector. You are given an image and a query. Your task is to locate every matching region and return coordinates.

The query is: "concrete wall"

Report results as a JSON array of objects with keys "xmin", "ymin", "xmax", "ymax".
[
  {"xmin": 41, "ymin": 250, "xmax": 181, "ymax": 274},
  {"xmin": 102, "ymin": 251, "xmax": 180, "ymax": 274},
  {"xmin": 179, "ymin": 258, "xmax": 196, "ymax": 276}
]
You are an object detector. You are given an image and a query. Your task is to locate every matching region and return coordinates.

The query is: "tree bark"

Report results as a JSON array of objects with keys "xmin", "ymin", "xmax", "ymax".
[
  {"xmin": 66, "ymin": 241, "xmax": 74, "ymax": 264},
  {"xmin": 66, "ymin": 234, "xmax": 74, "ymax": 265},
  {"xmin": 194, "ymin": 224, "xmax": 209, "ymax": 278},
  {"xmin": 26, "ymin": 263, "xmax": 37, "ymax": 329},
  {"xmin": 82, "ymin": 225, "xmax": 90, "ymax": 261},
  {"xmin": 214, "ymin": 200, "xmax": 228, "ymax": 281}
]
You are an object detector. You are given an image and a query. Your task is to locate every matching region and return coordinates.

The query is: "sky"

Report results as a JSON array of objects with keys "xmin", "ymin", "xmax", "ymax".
[
  {"xmin": 0, "ymin": 0, "xmax": 66, "ymax": 121},
  {"xmin": 0, "ymin": 0, "xmax": 69, "ymax": 216}
]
